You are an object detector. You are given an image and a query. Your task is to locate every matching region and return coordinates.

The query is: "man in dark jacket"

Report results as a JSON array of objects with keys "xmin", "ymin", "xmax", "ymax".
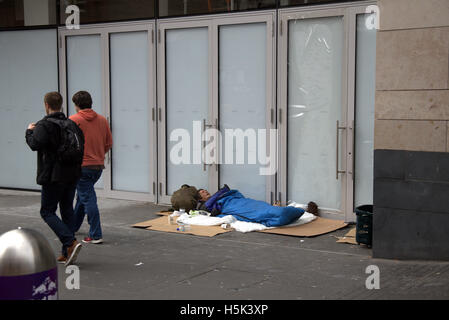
[{"xmin": 25, "ymin": 91, "xmax": 83, "ymax": 266}]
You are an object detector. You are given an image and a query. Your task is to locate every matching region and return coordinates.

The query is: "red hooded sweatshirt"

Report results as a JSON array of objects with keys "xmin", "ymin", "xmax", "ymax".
[{"xmin": 69, "ymin": 109, "xmax": 112, "ymax": 167}]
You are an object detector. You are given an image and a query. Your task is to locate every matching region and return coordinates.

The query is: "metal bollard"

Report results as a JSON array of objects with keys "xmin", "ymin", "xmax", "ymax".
[{"xmin": 0, "ymin": 228, "xmax": 58, "ymax": 300}]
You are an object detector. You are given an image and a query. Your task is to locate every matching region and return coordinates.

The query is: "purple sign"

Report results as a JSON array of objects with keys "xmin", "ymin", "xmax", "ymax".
[{"xmin": 0, "ymin": 268, "xmax": 58, "ymax": 300}]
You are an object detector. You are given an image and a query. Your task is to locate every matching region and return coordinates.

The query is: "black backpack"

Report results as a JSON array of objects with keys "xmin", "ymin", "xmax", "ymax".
[{"xmin": 47, "ymin": 118, "xmax": 85, "ymax": 165}]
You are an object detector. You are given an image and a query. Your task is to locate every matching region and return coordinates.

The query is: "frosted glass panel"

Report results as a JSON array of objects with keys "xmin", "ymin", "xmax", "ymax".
[
  {"xmin": 0, "ymin": 29, "xmax": 58, "ymax": 189},
  {"xmin": 110, "ymin": 31, "xmax": 150, "ymax": 193},
  {"xmin": 166, "ymin": 27, "xmax": 209, "ymax": 195},
  {"xmin": 287, "ymin": 17, "xmax": 343, "ymax": 210},
  {"xmin": 66, "ymin": 35, "xmax": 103, "ymax": 116},
  {"xmin": 66, "ymin": 34, "xmax": 104, "ymax": 188},
  {"xmin": 219, "ymin": 23, "xmax": 267, "ymax": 201},
  {"xmin": 354, "ymin": 14, "xmax": 376, "ymax": 207}
]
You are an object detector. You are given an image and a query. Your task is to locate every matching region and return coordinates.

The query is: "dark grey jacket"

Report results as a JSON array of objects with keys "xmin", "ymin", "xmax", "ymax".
[{"xmin": 25, "ymin": 112, "xmax": 83, "ymax": 185}]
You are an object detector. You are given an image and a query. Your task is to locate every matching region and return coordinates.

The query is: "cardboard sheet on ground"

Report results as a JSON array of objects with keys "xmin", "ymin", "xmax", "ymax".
[
  {"xmin": 258, "ymin": 217, "xmax": 348, "ymax": 237},
  {"xmin": 142, "ymin": 212, "xmax": 347, "ymax": 237},
  {"xmin": 132, "ymin": 216, "xmax": 231, "ymax": 237},
  {"xmin": 336, "ymin": 227, "xmax": 358, "ymax": 244},
  {"xmin": 156, "ymin": 211, "xmax": 171, "ymax": 216}
]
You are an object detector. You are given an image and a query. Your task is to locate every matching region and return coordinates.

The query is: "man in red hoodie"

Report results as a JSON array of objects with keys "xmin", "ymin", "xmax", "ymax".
[{"xmin": 69, "ymin": 91, "xmax": 112, "ymax": 244}]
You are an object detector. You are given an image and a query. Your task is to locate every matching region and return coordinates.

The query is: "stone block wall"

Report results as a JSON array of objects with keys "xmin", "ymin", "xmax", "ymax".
[{"xmin": 373, "ymin": 0, "xmax": 449, "ymax": 260}]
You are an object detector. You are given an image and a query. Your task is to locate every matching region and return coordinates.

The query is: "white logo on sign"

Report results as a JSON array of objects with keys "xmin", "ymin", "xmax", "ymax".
[
  {"xmin": 169, "ymin": 121, "xmax": 278, "ymax": 176},
  {"xmin": 65, "ymin": 265, "xmax": 80, "ymax": 290},
  {"xmin": 65, "ymin": 5, "xmax": 80, "ymax": 30},
  {"xmin": 32, "ymin": 276, "xmax": 57, "ymax": 297},
  {"xmin": 365, "ymin": 5, "xmax": 380, "ymax": 30},
  {"xmin": 365, "ymin": 265, "xmax": 380, "ymax": 290}
]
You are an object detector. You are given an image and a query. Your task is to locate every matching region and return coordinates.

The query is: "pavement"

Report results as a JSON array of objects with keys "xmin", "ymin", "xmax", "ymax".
[{"xmin": 1, "ymin": 189, "xmax": 449, "ymax": 300}]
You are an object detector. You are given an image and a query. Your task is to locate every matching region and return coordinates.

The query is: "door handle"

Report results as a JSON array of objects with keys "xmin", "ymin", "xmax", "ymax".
[
  {"xmin": 202, "ymin": 119, "xmax": 207, "ymax": 171},
  {"xmin": 214, "ymin": 118, "xmax": 219, "ymax": 170},
  {"xmin": 350, "ymin": 120, "xmax": 354, "ymax": 180},
  {"xmin": 202, "ymin": 118, "xmax": 218, "ymax": 171},
  {"xmin": 336, "ymin": 120, "xmax": 346, "ymax": 180},
  {"xmin": 203, "ymin": 118, "xmax": 214, "ymax": 128}
]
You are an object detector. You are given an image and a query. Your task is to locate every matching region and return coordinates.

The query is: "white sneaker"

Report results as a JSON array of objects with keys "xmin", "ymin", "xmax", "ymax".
[
  {"xmin": 82, "ymin": 237, "xmax": 103, "ymax": 244},
  {"xmin": 65, "ymin": 241, "xmax": 82, "ymax": 266}
]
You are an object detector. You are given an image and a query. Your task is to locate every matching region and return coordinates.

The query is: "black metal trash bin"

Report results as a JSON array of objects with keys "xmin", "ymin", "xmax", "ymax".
[{"xmin": 355, "ymin": 205, "xmax": 373, "ymax": 247}]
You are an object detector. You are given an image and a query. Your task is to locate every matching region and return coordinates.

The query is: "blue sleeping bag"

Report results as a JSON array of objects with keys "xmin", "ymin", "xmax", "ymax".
[{"xmin": 215, "ymin": 189, "xmax": 304, "ymax": 227}]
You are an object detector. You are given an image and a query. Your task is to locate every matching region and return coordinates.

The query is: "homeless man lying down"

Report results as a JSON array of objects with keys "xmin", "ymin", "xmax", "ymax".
[{"xmin": 170, "ymin": 184, "xmax": 318, "ymax": 228}]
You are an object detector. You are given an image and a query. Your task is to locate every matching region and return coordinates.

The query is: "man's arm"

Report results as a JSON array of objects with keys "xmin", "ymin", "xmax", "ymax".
[{"xmin": 25, "ymin": 122, "xmax": 49, "ymax": 151}]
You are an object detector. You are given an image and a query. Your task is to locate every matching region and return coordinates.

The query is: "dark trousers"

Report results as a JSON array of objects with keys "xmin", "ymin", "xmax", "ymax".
[{"xmin": 40, "ymin": 183, "xmax": 77, "ymax": 257}]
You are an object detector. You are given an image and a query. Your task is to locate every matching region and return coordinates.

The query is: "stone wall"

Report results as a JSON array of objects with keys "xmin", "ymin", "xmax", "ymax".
[{"xmin": 373, "ymin": 0, "xmax": 449, "ymax": 260}]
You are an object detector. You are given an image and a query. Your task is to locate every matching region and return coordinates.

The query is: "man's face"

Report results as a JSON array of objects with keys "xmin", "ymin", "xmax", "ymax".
[{"xmin": 199, "ymin": 189, "xmax": 211, "ymax": 201}]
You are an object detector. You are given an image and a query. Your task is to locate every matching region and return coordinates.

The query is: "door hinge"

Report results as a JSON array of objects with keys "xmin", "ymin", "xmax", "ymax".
[
  {"xmin": 158, "ymin": 29, "xmax": 161, "ymax": 43},
  {"xmin": 151, "ymin": 30, "xmax": 154, "ymax": 44},
  {"xmin": 280, "ymin": 21, "xmax": 283, "ymax": 36},
  {"xmin": 159, "ymin": 182, "xmax": 162, "ymax": 195},
  {"xmin": 153, "ymin": 182, "xmax": 156, "ymax": 195},
  {"xmin": 59, "ymin": 35, "xmax": 62, "ymax": 48}
]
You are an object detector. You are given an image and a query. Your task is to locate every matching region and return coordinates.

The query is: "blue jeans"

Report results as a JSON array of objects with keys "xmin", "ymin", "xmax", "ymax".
[
  {"xmin": 72, "ymin": 168, "xmax": 103, "ymax": 239},
  {"xmin": 40, "ymin": 183, "xmax": 77, "ymax": 257}
]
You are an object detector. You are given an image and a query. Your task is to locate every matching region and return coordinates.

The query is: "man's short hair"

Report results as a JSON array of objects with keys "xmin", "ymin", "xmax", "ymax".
[
  {"xmin": 72, "ymin": 91, "xmax": 92, "ymax": 109},
  {"xmin": 44, "ymin": 92, "xmax": 63, "ymax": 111}
]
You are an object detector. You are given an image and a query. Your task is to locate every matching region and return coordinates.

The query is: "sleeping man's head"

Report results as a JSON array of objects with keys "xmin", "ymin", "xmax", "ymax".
[{"xmin": 198, "ymin": 189, "xmax": 211, "ymax": 202}]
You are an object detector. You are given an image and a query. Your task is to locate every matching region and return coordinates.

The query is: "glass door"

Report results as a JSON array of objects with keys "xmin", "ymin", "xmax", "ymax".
[
  {"xmin": 63, "ymin": 30, "xmax": 106, "ymax": 190},
  {"xmin": 345, "ymin": 7, "xmax": 377, "ymax": 221},
  {"xmin": 59, "ymin": 21, "xmax": 157, "ymax": 202},
  {"xmin": 278, "ymin": 4, "xmax": 377, "ymax": 221},
  {"xmin": 65, "ymin": 34, "xmax": 103, "ymax": 116},
  {"xmin": 158, "ymin": 12, "xmax": 276, "ymax": 205},
  {"xmin": 157, "ymin": 20, "xmax": 212, "ymax": 203},
  {"xmin": 214, "ymin": 13, "xmax": 276, "ymax": 202},
  {"xmin": 107, "ymin": 25, "xmax": 157, "ymax": 202},
  {"xmin": 278, "ymin": 8, "xmax": 348, "ymax": 219},
  {"xmin": 354, "ymin": 12, "xmax": 376, "ymax": 208},
  {"xmin": 0, "ymin": 29, "xmax": 58, "ymax": 190}
]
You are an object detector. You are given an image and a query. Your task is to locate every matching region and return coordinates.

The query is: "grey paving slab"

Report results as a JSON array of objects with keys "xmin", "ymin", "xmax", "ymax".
[{"xmin": 0, "ymin": 190, "xmax": 448, "ymax": 300}]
